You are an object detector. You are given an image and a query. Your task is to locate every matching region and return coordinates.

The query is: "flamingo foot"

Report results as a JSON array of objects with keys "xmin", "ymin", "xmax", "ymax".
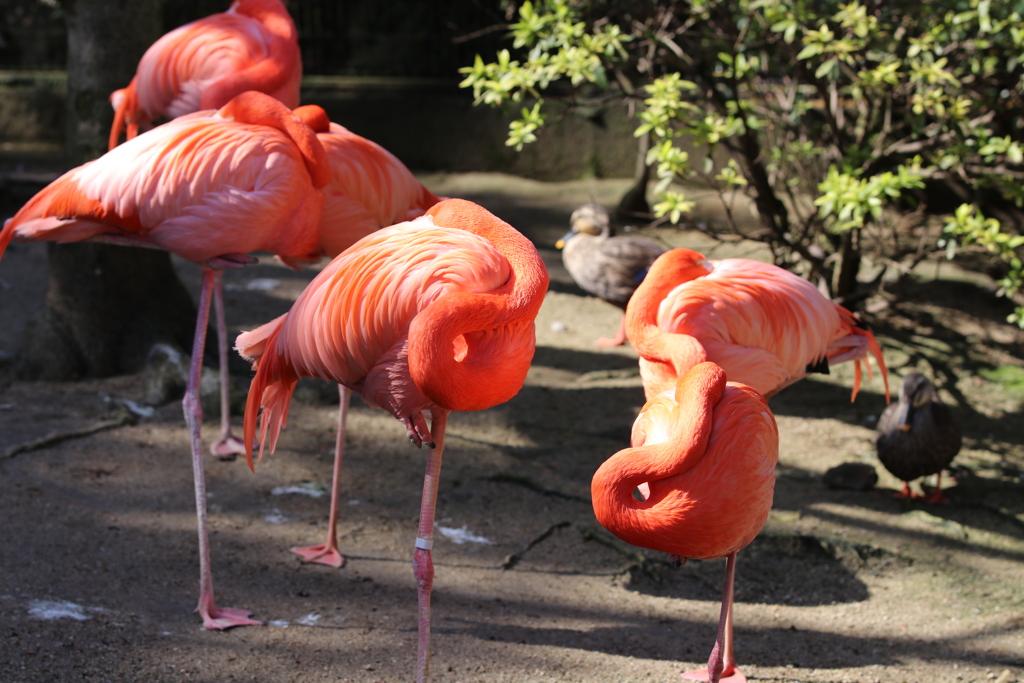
[
  {"xmin": 595, "ymin": 314, "xmax": 629, "ymax": 347},
  {"xmin": 196, "ymin": 594, "xmax": 261, "ymax": 630},
  {"xmin": 209, "ymin": 434, "xmax": 247, "ymax": 460},
  {"xmin": 681, "ymin": 666, "xmax": 747, "ymax": 683},
  {"xmin": 291, "ymin": 543, "xmax": 346, "ymax": 568},
  {"xmin": 595, "ymin": 335, "xmax": 626, "ymax": 347}
]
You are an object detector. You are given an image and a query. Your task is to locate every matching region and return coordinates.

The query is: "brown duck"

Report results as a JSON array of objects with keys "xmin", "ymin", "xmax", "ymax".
[
  {"xmin": 556, "ymin": 203, "xmax": 665, "ymax": 346},
  {"xmin": 875, "ymin": 372, "xmax": 961, "ymax": 504}
]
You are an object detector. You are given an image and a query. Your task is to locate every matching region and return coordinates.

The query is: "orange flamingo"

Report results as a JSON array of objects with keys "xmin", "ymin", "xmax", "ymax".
[
  {"xmin": 0, "ymin": 91, "xmax": 332, "ymax": 630},
  {"xmin": 283, "ymin": 112, "xmax": 441, "ymax": 567},
  {"xmin": 237, "ymin": 198, "xmax": 548, "ymax": 682},
  {"xmin": 0, "ymin": 92, "xmax": 441, "ymax": 625},
  {"xmin": 109, "ymin": 0, "xmax": 301, "ymax": 150},
  {"xmin": 592, "ymin": 362, "xmax": 779, "ymax": 683},
  {"xmin": 626, "ymin": 248, "xmax": 889, "ymax": 402}
]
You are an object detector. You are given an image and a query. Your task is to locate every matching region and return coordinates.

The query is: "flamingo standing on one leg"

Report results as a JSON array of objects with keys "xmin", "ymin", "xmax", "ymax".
[
  {"xmin": 626, "ymin": 248, "xmax": 889, "ymax": 402},
  {"xmin": 282, "ymin": 111, "xmax": 441, "ymax": 567},
  {"xmin": 0, "ymin": 91, "xmax": 334, "ymax": 629},
  {"xmin": 107, "ymin": 0, "xmax": 302, "ymax": 457},
  {"xmin": 622, "ymin": 248, "xmax": 889, "ymax": 679},
  {"xmin": 108, "ymin": 0, "xmax": 301, "ymax": 150},
  {"xmin": 592, "ymin": 362, "xmax": 779, "ymax": 683},
  {"xmin": 236, "ymin": 198, "xmax": 548, "ymax": 682}
]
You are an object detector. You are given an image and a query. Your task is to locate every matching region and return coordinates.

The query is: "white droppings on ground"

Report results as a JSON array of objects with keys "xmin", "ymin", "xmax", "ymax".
[
  {"xmin": 271, "ymin": 481, "xmax": 327, "ymax": 498},
  {"xmin": 28, "ymin": 600, "xmax": 90, "ymax": 621},
  {"xmin": 347, "ymin": 499, "xmax": 360, "ymax": 505},
  {"xmin": 550, "ymin": 320, "xmax": 567, "ymax": 332},
  {"xmin": 268, "ymin": 620, "xmax": 290, "ymax": 628},
  {"xmin": 226, "ymin": 278, "xmax": 280, "ymax": 292},
  {"xmin": 295, "ymin": 613, "xmax": 320, "ymax": 626},
  {"xmin": 438, "ymin": 525, "xmax": 496, "ymax": 545},
  {"xmin": 264, "ymin": 509, "xmax": 288, "ymax": 524}
]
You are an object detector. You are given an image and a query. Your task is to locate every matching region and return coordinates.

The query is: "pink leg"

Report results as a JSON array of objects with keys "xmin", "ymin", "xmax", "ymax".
[
  {"xmin": 186, "ymin": 269, "xmax": 260, "ymax": 630},
  {"xmin": 292, "ymin": 385, "xmax": 350, "ymax": 568},
  {"xmin": 682, "ymin": 552, "xmax": 746, "ymax": 683},
  {"xmin": 413, "ymin": 410, "xmax": 449, "ymax": 683},
  {"xmin": 209, "ymin": 271, "xmax": 246, "ymax": 459},
  {"xmin": 596, "ymin": 312, "xmax": 629, "ymax": 347}
]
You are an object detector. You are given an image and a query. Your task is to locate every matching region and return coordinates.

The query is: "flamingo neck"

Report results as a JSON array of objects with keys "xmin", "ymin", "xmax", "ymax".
[
  {"xmin": 591, "ymin": 363, "xmax": 726, "ymax": 544},
  {"xmin": 626, "ymin": 249, "xmax": 711, "ymax": 389},
  {"xmin": 218, "ymin": 92, "xmax": 329, "ymax": 189},
  {"xmin": 408, "ymin": 200, "xmax": 549, "ymax": 412}
]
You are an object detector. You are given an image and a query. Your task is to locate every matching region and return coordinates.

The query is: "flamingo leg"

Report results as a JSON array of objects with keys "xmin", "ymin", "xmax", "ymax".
[
  {"xmin": 413, "ymin": 409, "xmax": 449, "ymax": 683},
  {"xmin": 292, "ymin": 384, "xmax": 350, "ymax": 567},
  {"xmin": 596, "ymin": 313, "xmax": 629, "ymax": 347},
  {"xmin": 682, "ymin": 552, "xmax": 746, "ymax": 683},
  {"xmin": 186, "ymin": 269, "xmax": 260, "ymax": 630},
  {"xmin": 209, "ymin": 271, "xmax": 246, "ymax": 459}
]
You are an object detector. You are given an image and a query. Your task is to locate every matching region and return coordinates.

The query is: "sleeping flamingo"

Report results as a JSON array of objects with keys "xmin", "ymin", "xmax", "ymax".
[
  {"xmin": 0, "ymin": 91, "xmax": 333, "ymax": 629},
  {"xmin": 284, "ymin": 114, "xmax": 441, "ymax": 567},
  {"xmin": 592, "ymin": 362, "xmax": 778, "ymax": 683},
  {"xmin": 237, "ymin": 198, "xmax": 548, "ymax": 682},
  {"xmin": 108, "ymin": 0, "xmax": 301, "ymax": 150},
  {"xmin": 626, "ymin": 248, "xmax": 889, "ymax": 402}
]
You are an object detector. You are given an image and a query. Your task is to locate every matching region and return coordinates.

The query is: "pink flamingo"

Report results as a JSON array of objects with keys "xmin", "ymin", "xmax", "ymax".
[
  {"xmin": 237, "ymin": 198, "xmax": 549, "ymax": 681},
  {"xmin": 282, "ymin": 110, "xmax": 441, "ymax": 567},
  {"xmin": 109, "ymin": 0, "xmax": 301, "ymax": 150},
  {"xmin": 626, "ymin": 248, "xmax": 889, "ymax": 402},
  {"xmin": 592, "ymin": 362, "xmax": 779, "ymax": 683},
  {"xmin": 0, "ymin": 91, "xmax": 331, "ymax": 629}
]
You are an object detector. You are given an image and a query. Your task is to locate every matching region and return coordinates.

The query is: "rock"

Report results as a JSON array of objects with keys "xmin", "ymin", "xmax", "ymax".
[
  {"xmin": 822, "ymin": 462, "xmax": 879, "ymax": 491},
  {"xmin": 142, "ymin": 344, "xmax": 189, "ymax": 406},
  {"xmin": 142, "ymin": 343, "xmax": 234, "ymax": 416}
]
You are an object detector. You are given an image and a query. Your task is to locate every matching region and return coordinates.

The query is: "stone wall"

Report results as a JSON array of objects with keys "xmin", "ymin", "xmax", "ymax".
[{"xmin": 0, "ymin": 72, "xmax": 645, "ymax": 181}]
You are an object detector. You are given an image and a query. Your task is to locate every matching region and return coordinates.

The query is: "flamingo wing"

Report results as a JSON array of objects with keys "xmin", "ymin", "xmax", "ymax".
[
  {"xmin": 317, "ymin": 123, "xmax": 441, "ymax": 256},
  {"xmin": 238, "ymin": 214, "xmax": 512, "ymax": 459},
  {"xmin": 5, "ymin": 115, "xmax": 322, "ymax": 265}
]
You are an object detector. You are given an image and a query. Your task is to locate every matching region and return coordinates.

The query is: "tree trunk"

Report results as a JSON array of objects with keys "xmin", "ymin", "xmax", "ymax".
[
  {"xmin": 615, "ymin": 131, "xmax": 652, "ymax": 224},
  {"xmin": 832, "ymin": 228, "xmax": 861, "ymax": 300},
  {"xmin": 19, "ymin": 0, "xmax": 198, "ymax": 380}
]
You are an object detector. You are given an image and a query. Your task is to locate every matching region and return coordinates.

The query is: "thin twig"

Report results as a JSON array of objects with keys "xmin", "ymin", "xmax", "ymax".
[
  {"xmin": 486, "ymin": 472, "xmax": 590, "ymax": 503},
  {"xmin": 3, "ymin": 412, "xmax": 137, "ymax": 460},
  {"xmin": 502, "ymin": 521, "xmax": 571, "ymax": 570}
]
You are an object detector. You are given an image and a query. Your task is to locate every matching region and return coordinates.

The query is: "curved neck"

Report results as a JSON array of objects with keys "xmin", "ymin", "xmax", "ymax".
[
  {"xmin": 218, "ymin": 92, "xmax": 329, "ymax": 188},
  {"xmin": 591, "ymin": 364, "xmax": 726, "ymax": 535},
  {"xmin": 408, "ymin": 200, "xmax": 549, "ymax": 412},
  {"xmin": 625, "ymin": 249, "xmax": 710, "ymax": 382}
]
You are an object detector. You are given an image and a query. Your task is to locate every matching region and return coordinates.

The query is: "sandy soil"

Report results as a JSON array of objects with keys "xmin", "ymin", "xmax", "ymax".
[{"xmin": 0, "ymin": 173, "xmax": 1022, "ymax": 683}]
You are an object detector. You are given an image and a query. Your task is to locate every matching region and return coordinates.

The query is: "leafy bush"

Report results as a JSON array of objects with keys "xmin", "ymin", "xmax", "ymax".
[{"xmin": 461, "ymin": 0, "xmax": 1024, "ymax": 320}]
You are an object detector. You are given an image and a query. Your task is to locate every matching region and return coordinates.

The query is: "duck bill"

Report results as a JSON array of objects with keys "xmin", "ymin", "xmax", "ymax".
[
  {"xmin": 897, "ymin": 402, "xmax": 913, "ymax": 432},
  {"xmin": 554, "ymin": 229, "xmax": 575, "ymax": 250}
]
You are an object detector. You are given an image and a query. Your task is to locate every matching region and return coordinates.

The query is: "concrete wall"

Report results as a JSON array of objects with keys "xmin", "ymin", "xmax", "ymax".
[{"xmin": 0, "ymin": 72, "xmax": 644, "ymax": 181}]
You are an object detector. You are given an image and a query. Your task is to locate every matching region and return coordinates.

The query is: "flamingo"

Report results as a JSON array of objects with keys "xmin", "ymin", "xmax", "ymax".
[
  {"xmin": 108, "ymin": 0, "xmax": 301, "ymax": 150},
  {"xmin": 0, "ymin": 91, "xmax": 333, "ymax": 629},
  {"xmin": 591, "ymin": 362, "xmax": 779, "ymax": 683},
  {"xmin": 283, "ymin": 112, "xmax": 441, "ymax": 567},
  {"xmin": 626, "ymin": 248, "xmax": 890, "ymax": 402},
  {"xmin": 236, "ymin": 198, "xmax": 549, "ymax": 682},
  {"xmin": 620, "ymin": 248, "xmax": 888, "ymax": 679},
  {"xmin": 555, "ymin": 203, "xmax": 665, "ymax": 347}
]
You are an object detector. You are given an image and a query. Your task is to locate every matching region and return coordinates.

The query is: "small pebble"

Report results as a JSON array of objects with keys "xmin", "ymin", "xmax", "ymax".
[{"xmin": 550, "ymin": 320, "xmax": 567, "ymax": 332}]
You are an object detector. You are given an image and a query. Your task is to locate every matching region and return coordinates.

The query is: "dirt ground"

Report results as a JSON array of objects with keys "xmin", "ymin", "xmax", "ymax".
[{"xmin": 0, "ymin": 173, "xmax": 1022, "ymax": 683}]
